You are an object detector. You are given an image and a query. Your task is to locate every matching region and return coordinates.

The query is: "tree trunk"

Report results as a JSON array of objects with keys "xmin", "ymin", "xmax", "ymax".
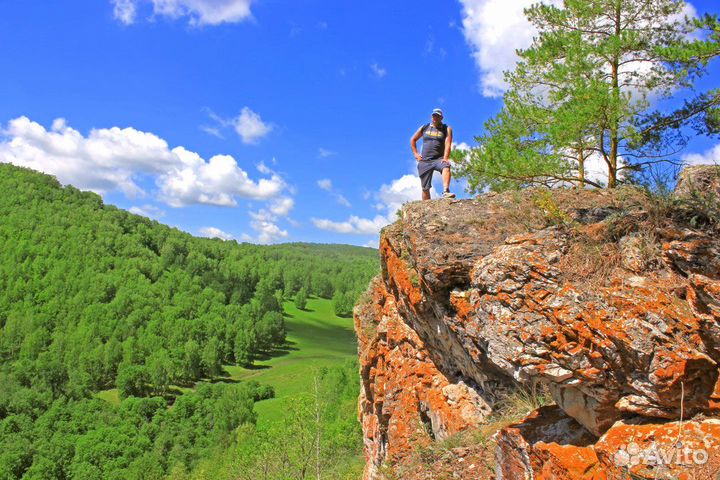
[
  {"xmin": 609, "ymin": 134, "xmax": 618, "ymax": 187},
  {"xmin": 578, "ymin": 147, "xmax": 585, "ymax": 188},
  {"xmin": 608, "ymin": 0, "xmax": 622, "ymax": 188}
]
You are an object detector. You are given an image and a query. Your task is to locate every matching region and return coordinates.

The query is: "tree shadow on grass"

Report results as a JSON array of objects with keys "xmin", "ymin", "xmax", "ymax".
[
  {"xmin": 253, "ymin": 341, "xmax": 299, "ymax": 361},
  {"xmin": 208, "ymin": 376, "xmax": 241, "ymax": 384},
  {"xmin": 282, "ymin": 321, "xmax": 357, "ymax": 355},
  {"xmin": 243, "ymin": 364, "xmax": 271, "ymax": 371}
]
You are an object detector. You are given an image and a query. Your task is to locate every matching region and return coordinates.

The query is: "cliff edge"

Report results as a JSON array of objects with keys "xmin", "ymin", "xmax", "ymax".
[{"xmin": 355, "ymin": 166, "xmax": 720, "ymax": 480}]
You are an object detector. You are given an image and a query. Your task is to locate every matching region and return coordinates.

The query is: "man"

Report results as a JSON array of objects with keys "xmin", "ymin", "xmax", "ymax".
[{"xmin": 410, "ymin": 108, "xmax": 455, "ymax": 200}]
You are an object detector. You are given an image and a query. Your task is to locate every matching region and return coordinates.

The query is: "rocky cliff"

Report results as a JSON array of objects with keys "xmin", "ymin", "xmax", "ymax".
[{"xmin": 355, "ymin": 166, "xmax": 720, "ymax": 480}]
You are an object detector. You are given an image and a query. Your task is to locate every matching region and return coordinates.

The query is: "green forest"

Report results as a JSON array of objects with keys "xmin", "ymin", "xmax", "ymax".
[{"xmin": 0, "ymin": 163, "xmax": 377, "ymax": 479}]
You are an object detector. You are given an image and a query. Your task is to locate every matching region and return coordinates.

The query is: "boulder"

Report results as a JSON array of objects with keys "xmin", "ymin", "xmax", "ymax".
[
  {"xmin": 595, "ymin": 416, "xmax": 720, "ymax": 480},
  {"xmin": 455, "ymin": 226, "xmax": 718, "ymax": 435}
]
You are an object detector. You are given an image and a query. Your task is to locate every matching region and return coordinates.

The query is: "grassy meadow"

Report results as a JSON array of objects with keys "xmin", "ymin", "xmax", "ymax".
[
  {"xmin": 97, "ymin": 296, "xmax": 358, "ymax": 425},
  {"xmin": 228, "ymin": 296, "xmax": 358, "ymax": 425}
]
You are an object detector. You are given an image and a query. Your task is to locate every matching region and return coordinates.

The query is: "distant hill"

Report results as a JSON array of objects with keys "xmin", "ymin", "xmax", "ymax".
[{"xmin": 0, "ymin": 163, "xmax": 377, "ymax": 479}]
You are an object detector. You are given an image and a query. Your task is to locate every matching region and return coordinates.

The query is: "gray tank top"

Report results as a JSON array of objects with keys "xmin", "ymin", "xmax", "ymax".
[{"xmin": 421, "ymin": 123, "xmax": 448, "ymax": 160}]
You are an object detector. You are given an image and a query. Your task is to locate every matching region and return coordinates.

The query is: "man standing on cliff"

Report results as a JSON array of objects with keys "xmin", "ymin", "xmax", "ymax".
[{"xmin": 410, "ymin": 108, "xmax": 455, "ymax": 200}]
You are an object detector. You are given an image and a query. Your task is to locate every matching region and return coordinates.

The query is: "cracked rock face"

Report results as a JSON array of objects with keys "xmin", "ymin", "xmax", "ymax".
[
  {"xmin": 458, "ymin": 226, "xmax": 718, "ymax": 434},
  {"xmin": 355, "ymin": 278, "xmax": 492, "ymax": 480},
  {"xmin": 355, "ymin": 178, "xmax": 720, "ymax": 479}
]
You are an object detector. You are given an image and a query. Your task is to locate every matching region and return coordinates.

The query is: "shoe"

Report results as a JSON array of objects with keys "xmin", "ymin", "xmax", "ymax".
[{"xmin": 442, "ymin": 191, "xmax": 456, "ymax": 198}]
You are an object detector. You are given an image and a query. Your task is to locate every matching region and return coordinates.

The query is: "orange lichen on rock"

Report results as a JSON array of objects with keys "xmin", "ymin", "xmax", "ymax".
[
  {"xmin": 496, "ymin": 406, "xmax": 720, "ymax": 480},
  {"xmin": 355, "ymin": 167, "xmax": 720, "ymax": 479},
  {"xmin": 595, "ymin": 418, "xmax": 720, "ymax": 480},
  {"xmin": 379, "ymin": 235, "xmax": 424, "ymax": 308},
  {"xmin": 355, "ymin": 277, "xmax": 491, "ymax": 480},
  {"xmin": 495, "ymin": 406, "xmax": 605, "ymax": 480}
]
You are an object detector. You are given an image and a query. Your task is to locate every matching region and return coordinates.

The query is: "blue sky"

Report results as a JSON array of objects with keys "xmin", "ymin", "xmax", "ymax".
[{"xmin": 1, "ymin": 0, "xmax": 719, "ymax": 247}]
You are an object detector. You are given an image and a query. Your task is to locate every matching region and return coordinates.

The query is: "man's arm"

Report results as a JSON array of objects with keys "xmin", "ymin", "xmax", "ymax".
[
  {"xmin": 410, "ymin": 127, "xmax": 424, "ymax": 161},
  {"xmin": 444, "ymin": 126, "xmax": 453, "ymax": 161}
]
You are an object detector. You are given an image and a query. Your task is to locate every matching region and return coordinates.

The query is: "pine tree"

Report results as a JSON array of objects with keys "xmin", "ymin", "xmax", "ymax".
[
  {"xmin": 457, "ymin": 0, "xmax": 718, "ymax": 192},
  {"xmin": 640, "ymin": 14, "xmax": 720, "ymax": 142}
]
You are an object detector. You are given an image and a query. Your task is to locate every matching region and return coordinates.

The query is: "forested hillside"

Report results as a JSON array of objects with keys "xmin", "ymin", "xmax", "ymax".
[{"xmin": 0, "ymin": 163, "xmax": 377, "ymax": 479}]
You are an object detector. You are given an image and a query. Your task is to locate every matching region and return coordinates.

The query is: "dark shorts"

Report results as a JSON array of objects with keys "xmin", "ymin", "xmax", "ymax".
[{"xmin": 417, "ymin": 159, "xmax": 450, "ymax": 191}]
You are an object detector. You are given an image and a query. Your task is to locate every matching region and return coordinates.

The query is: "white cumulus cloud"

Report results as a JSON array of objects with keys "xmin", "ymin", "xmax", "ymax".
[
  {"xmin": 233, "ymin": 107, "xmax": 272, "ymax": 144},
  {"xmin": 0, "ymin": 116, "xmax": 286, "ymax": 207},
  {"xmin": 376, "ymin": 174, "xmax": 433, "ymax": 216},
  {"xmin": 113, "ymin": 0, "xmax": 137, "ymax": 24},
  {"xmin": 199, "ymin": 226, "xmax": 234, "ymax": 240},
  {"xmin": 112, "ymin": 0, "xmax": 254, "ymax": 26},
  {"xmin": 317, "ymin": 178, "xmax": 333, "ymax": 191},
  {"xmin": 268, "ymin": 196, "xmax": 294, "ymax": 216},
  {"xmin": 203, "ymin": 108, "xmax": 272, "ymax": 144},
  {"xmin": 582, "ymin": 151, "xmax": 626, "ymax": 186},
  {"xmin": 453, "ymin": 141, "xmax": 471, "ymax": 152},
  {"xmin": 312, "ymin": 174, "xmax": 435, "ymax": 236},
  {"xmin": 683, "ymin": 144, "xmax": 720, "ymax": 166},
  {"xmin": 459, "ymin": 0, "xmax": 562, "ymax": 97},
  {"xmin": 242, "ymin": 196, "xmax": 294, "ymax": 244},
  {"xmin": 311, "ymin": 216, "xmax": 388, "ymax": 235},
  {"xmin": 157, "ymin": 148, "xmax": 284, "ymax": 207},
  {"xmin": 458, "ymin": 0, "xmax": 698, "ymax": 98},
  {"xmin": 248, "ymin": 209, "xmax": 288, "ymax": 244},
  {"xmin": 250, "ymin": 218, "xmax": 288, "ymax": 244},
  {"xmin": 129, "ymin": 204, "xmax": 166, "ymax": 218},
  {"xmin": 370, "ymin": 63, "xmax": 387, "ymax": 79},
  {"xmin": 0, "ymin": 116, "xmax": 174, "ymax": 197}
]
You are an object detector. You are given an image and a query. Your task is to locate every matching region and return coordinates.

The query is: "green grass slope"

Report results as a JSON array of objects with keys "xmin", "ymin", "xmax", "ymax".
[{"xmin": 231, "ymin": 296, "xmax": 358, "ymax": 425}]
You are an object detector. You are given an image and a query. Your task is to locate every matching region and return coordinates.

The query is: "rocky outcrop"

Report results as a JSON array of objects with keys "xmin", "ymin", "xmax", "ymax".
[
  {"xmin": 355, "ymin": 171, "xmax": 720, "ymax": 479},
  {"xmin": 355, "ymin": 278, "xmax": 492, "ymax": 479},
  {"xmin": 675, "ymin": 165, "xmax": 720, "ymax": 199},
  {"xmin": 495, "ymin": 405, "xmax": 720, "ymax": 480}
]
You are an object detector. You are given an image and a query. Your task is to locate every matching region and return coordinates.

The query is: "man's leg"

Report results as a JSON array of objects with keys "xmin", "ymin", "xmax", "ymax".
[
  {"xmin": 442, "ymin": 167, "xmax": 451, "ymax": 192},
  {"xmin": 419, "ymin": 168, "xmax": 433, "ymax": 200}
]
